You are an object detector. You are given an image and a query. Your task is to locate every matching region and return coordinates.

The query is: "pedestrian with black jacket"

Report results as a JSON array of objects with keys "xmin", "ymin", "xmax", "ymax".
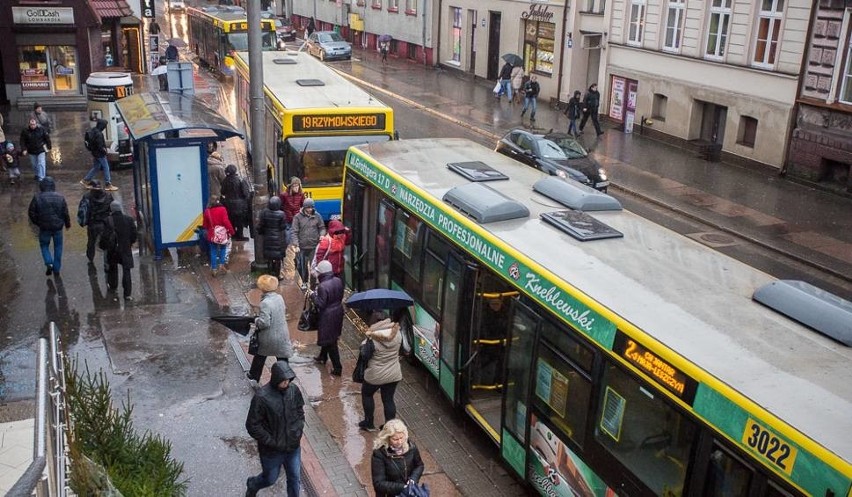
[
  {"xmin": 371, "ymin": 419, "xmax": 425, "ymax": 497},
  {"xmin": 579, "ymin": 83, "xmax": 604, "ymax": 136},
  {"xmin": 256, "ymin": 196, "xmax": 287, "ymax": 277},
  {"xmin": 245, "ymin": 360, "xmax": 305, "ymax": 497},
  {"xmin": 20, "ymin": 118, "xmax": 52, "ymax": 182},
  {"xmin": 311, "ymin": 260, "xmax": 344, "ymax": 376},
  {"xmin": 565, "ymin": 90, "xmax": 584, "ymax": 136},
  {"xmin": 103, "ymin": 201, "xmax": 137, "ymax": 300},
  {"xmin": 81, "ymin": 119, "xmax": 117, "ymax": 191},
  {"xmin": 496, "ymin": 62, "xmax": 514, "ymax": 102},
  {"xmin": 76, "ymin": 180, "xmax": 115, "ymax": 265},
  {"xmin": 27, "ymin": 177, "xmax": 70, "ymax": 277},
  {"xmin": 520, "ymin": 74, "xmax": 541, "ymax": 123},
  {"xmin": 221, "ymin": 164, "xmax": 251, "ymax": 240}
]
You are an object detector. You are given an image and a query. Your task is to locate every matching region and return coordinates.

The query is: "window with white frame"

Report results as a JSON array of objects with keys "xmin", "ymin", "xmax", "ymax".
[
  {"xmin": 628, "ymin": 0, "xmax": 646, "ymax": 45},
  {"xmin": 706, "ymin": 0, "xmax": 732, "ymax": 58},
  {"xmin": 389, "ymin": 0, "xmax": 399, "ymax": 10},
  {"xmin": 406, "ymin": 0, "xmax": 417, "ymax": 12},
  {"xmin": 839, "ymin": 34, "xmax": 852, "ymax": 103},
  {"xmin": 663, "ymin": 0, "xmax": 685, "ymax": 51},
  {"xmin": 753, "ymin": 0, "xmax": 784, "ymax": 67}
]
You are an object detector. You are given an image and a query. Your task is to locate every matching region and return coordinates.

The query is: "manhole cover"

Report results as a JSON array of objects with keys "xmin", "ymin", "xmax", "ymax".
[{"xmin": 686, "ymin": 232, "xmax": 739, "ymax": 248}]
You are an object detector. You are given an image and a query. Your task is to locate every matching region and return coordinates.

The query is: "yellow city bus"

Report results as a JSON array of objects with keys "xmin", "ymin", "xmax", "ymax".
[
  {"xmin": 233, "ymin": 50, "xmax": 394, "ymax": 221},
  {"xmin": 341, "ymin": 138, "xmax": 852, "ymax": 497},
  {"xmin": 186, "ymin": 6, "xmax": 275, "ymax": 76}
]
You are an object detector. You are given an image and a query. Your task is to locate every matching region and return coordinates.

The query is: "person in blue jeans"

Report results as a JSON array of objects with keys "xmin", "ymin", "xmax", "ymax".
[
  {"xmin": 520, "ymin": 74, "xmax": 541, "ymax": 124},
  {"xmin": 245, "ymin": 361, "xmax": 305, "ymax": 497},
  {"xmin": 81, "ymin": 119, "xmax": 117, "ymax": 191},
  {"xmin": 27, "ymin": 177, "xmax": 70, "ymax": 277},
  {"xmin": 19, "ymin": 118, "xmax": 51, "ymax": 181},
  {"xmin": 496, "ymin": 62, "xmax": 514, "ymax": 102}
]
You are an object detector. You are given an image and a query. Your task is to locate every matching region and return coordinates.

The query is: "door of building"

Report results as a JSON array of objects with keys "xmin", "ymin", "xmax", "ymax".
[
  {"xmin": 700, "ymin": 102, "xmax": 727, "ymax": 144},
  {"xmin": 487, "ymin": 11, "xmax": 501, "ymax": 80}
]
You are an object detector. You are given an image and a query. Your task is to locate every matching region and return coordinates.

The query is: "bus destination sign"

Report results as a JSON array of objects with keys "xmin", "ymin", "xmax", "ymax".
[
  {"xmin": 293, "ymin": 113, "xmax": 386, "ymax": 132},
  {"xmin": 613, "ymin": 332, "xmax": 697, "ymax": 404}
]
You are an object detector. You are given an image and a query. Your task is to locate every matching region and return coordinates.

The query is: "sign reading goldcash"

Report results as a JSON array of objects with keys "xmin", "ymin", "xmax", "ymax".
[
  {"xmin": 346, "ymin": 150, "xmax": 617, "ymax": 348},
  {"xmin": 12, "ymin": 7, "xmax": 74, "ymax": 24}
]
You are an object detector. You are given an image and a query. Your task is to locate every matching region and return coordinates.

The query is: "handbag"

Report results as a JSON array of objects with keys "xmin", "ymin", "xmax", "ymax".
[
  {"xmin": 248, "ymin": 331, "xmax": 259, "ymax": 355},
  {"xmin": 351, "ymin": 338, "xmax": 375, "ymax": 383},
  {"xmin": 298, "ymin": 293, "xmax": 319, "ymax": 331},
  {"xmin": 401, "ymin": 483, "xmax": 430, "ymax": 497}
]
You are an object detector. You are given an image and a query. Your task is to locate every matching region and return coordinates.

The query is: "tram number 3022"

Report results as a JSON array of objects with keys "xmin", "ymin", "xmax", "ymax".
[{"xmin": 741, "ymin": 418, "xmax": 797, "ymax": 475}]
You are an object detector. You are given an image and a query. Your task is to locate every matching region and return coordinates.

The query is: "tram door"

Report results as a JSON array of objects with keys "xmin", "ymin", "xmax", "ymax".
[{"xmin": 463, "ymin": 271, "xmax": 517, "ymax": 443}]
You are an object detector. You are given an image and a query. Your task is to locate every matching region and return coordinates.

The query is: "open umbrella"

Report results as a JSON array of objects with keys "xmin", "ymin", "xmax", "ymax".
[
  {"xmin": 151, "ymin": 64, "xmax": 168, "ymax": 76},
  {"xmin": 346, "ymin": 289, "xmax": 413, "ymax": 310},
  {"xmin": 211, "ymin": 315, "xmax": 255, "ymax": 336},
  {"xmin": 167, "ymin": 37, "xmax": 187, "ymax": 48},
  {"xmin": 502, "ymin": 53, "xmax": 523, "ymax": 67},
  {"xmin": 378, "ymin": 34, "xmax": 392, "ymax": 43}
]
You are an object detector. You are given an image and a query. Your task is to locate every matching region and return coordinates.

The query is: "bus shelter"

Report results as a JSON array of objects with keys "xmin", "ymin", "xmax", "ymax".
[{"xmin": 116, "ymin": 92, "xmax": 243, "ymax": 259}]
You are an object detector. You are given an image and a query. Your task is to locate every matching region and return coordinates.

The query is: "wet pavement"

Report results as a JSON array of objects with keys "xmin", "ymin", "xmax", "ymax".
[{"xmin": 1, "ymin": 32, "xmax": 851, "ymax": 497}]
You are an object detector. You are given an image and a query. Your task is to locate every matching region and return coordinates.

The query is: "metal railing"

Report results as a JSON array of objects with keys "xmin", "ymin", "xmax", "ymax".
[{"xmin": 7, "ymin": 323, "xmax": 71, "ymax": 497}]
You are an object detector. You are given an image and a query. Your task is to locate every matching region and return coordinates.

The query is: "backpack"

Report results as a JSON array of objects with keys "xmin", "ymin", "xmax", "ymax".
[
  {"xmin": 99, "ymin": 217, "xmax": 118, "ymax": 252},
  {"xmin": 211, "ymin": 225, "xmax": 229, "ymax": 244},
  {"xmin": 84, "ymin": 128, "xmax": 98, "ymax": 153},
  {"xmin": 77, "ymin": 196, "xmax": 90, "ymax": 227}
]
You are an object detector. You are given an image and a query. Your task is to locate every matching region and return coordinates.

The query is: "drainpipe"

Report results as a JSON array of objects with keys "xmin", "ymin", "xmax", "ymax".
[
  {"xmin": 422, "ymin": 0, "xmax": 428, "ymax": 65},
  {"xmin": 555, "ymin": 0, "xmax": 571, "ymax": 105},
  {"xmin": 436, "ymin": 0, "xmax": 443, "ymax": 67}
]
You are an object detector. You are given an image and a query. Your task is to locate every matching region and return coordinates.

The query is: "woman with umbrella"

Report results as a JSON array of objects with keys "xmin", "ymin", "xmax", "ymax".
[{"xmin": 378, "ymin": 35, "xmax": 391, "ymax": 64}]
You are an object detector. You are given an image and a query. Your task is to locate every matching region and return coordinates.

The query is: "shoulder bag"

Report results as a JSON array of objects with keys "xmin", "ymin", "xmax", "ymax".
[
  {"xmin": 351, "ymin": 337, "xmax": 375, "ymax": 383},
  {"xmin": 298, "ymin": 293, "xmax": 319, "ymax": 331}
]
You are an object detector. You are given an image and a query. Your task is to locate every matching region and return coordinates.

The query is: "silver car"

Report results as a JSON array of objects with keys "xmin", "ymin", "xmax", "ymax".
[{"xmin": 306, "ymin": 31, "xmax": 352, "ymax": 61}]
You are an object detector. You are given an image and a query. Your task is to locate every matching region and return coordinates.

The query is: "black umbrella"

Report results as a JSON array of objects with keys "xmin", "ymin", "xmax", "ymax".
[
  {"xmin": 502, "ymin": 53, "xmax": 523, "ymax": 67},
  {"xmin": 167, "ymin": 37, "xmax": 187, "ymax": 48},
  {"xmin": 346, "ymin": 289, "xmax": 413, "ymax": 310},
  {"xmin": 211, "ymin": 315, "xmax": 255, "ymax": 336}
]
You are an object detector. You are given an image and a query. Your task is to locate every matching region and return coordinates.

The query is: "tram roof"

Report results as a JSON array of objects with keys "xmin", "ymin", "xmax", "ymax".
[
  {"xmin": 348, "ymin": 138, "xmax": 852, "ymax": 464},
  {"xmin": 233, "ymin": 51, "xmax": 390, "ymax": 111},
  {"xmin": 115, "ymin": 92, "xmax": 242, "ymax": 142}
]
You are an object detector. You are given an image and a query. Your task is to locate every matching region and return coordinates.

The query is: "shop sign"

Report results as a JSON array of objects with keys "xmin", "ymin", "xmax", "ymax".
[
  {"xmin": 609, "ymin": 76, "xmax": 625, "ymax": 121},
  {"xmin": 521, "ymin": 4, "xmax": 555, "ymax": 23},
  {"xmin": 12, "ymin": 7, "xmax": 74, "ymax": 25},
  {"xmin": 142, "ymin": 0, "xmax": 156, "ymax": 18}
]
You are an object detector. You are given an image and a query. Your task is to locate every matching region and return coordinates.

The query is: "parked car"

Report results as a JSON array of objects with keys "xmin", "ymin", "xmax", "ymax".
[
  {"xmin": 273, "ymin": 17, "xmax": 297, "ymax": 48},
  {"xmin": 306, "ymin": 31, "xmax": 352, "ymax": 61},
  {"xmin": 495, "ymin": 128, "xmax": 610, "ymax": 192},
  {"xmin": 169, "ymin": 0, "xmax": 186, "ymax": 11}
]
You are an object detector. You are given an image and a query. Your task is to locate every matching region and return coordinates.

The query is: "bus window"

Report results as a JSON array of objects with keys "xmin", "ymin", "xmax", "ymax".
[
  {"xmin": 392, "ymin": 209, "xmax": 424, "ymax": 294},
  {"xmin": 704, "ymin": 446, "xmax": 752, "ymax": 497},
  {"xmin": 376, "ymin": 200, "xmax": 395, "ymax": 289},
  {"xmin": 534, "ymin": 343, "xmax": 592, "ymax": 447},
  {"xmin": 422, "ymin": 233, "xmax": 450, "ymax": 313},
  {"xmin": 504, "ymin": 303, "xmax": 539, "ymax": 444},
  {"xmin": 540, "ymin": 318, "xmax": 594, "ymax": 373},
  {"xmin": 594, "ymin": 361, "xmax": 697, "ymax": 496}
]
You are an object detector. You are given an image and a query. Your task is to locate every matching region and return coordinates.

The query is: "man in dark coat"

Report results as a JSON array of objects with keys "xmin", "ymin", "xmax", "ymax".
[
  {"xmin": 311, "ymin": 260, "xmax": 344, "ymax": 376},
  {"xmin": 81, "ymin": 119, "xmax": 117, "ymax": 191},
  {"xmin": 565, "ymin": 90, "xmax": 584, "ymax": 136},
  {"xmin": 496, "ymin": 62, "xmax": 514, "ymax": 102},
  {"xmin": 20, "ymin": 117, "xmax": 52, "ymax": 181},
  {"xmin": 245, "ymin": 361, "xmax": 305, "ymax": 497},
  {"xmin": 256, "ymin": 196, "xmax": 287, "ymax": 277},
  {"xmin": 579, "ymin": 83, "xmax": 604, "ymax": 136},
  {"xmin": 76, "ymin": 180, "xmax": 115, "ymax": 265},
  {"xmin": 28, "ymin": 177, "xmax": 70, "ymax": 277},
  {"xmin": 103, "ymin": 201, "xmax": 137, "ymax": 300},
  {"xmin": 220, "ymin": 164, "xmax": 251, "ymax": 240}
]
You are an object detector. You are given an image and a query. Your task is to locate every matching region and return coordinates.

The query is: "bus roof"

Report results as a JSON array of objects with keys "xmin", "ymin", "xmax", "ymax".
[
  {"xmin": 347, "ymin": 138, "xmax": 852, "ymax": 466},
  {"xmin": 187, "ymin": 6, "xmax": 274, "ymax": 29},
  {"xmin": 233, "ymin": 51, "xmax": 390, "ymax": 111}
]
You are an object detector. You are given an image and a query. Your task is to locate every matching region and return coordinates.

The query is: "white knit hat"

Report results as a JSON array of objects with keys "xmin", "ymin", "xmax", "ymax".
[{"xmin": 316, "ymin": 260, "xmax": 333, "ymax": 275}]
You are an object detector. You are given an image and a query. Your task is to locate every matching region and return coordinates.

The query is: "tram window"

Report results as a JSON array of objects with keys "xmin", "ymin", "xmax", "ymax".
[
  {"xmin": 504, "ymin": 305, "xmax": 539, "ymax": 443},
  {"xmin": 534, "ymin": 345, "xmax": 591, "ymax": 447},
  {"xmin": 540, "ymin": 319, "xmax": 593, "ymax": 372},
  {"xmin": 704, "ymin": 446, "xmax": 752, "ymax": 497},
  {"xmin": 594, "ymin": 362, "xmax": 697, "ymax": 496},
  {"xmin": 422, "ymin": 252, "xmax": 444, "ymax": 313}
]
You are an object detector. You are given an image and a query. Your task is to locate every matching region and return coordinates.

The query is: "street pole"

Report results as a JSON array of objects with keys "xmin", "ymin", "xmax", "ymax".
[{"xmin": 248, "ymin": 0, "xmax": 267, "ymax": 271}]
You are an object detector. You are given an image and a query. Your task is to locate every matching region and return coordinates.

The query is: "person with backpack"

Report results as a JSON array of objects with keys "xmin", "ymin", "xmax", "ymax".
[
  {"xmin": 202, "ymin": 196, "xmax": 234, "ymax": 276},
  {"xmin": 80, "ymin": 119, "xmax": 117, "ymax": 191},
  {"xmin": 102, "ymin": 201, "xmax": 137, "ymax": 300},
  {"xmin": 312, "ymin": 219, "xmax": 350, "ymax": 282},
  {"xmin": 76, "ymin": 180, "xmax": 115, "ymax": 266},
  {"xmin": 220, "ymin": 164, "xmax": 251, "ymax": 241}
]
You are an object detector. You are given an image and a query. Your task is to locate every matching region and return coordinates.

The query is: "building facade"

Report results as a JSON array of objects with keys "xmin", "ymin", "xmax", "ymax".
[
  {"xmin": 604, "ymin": 0, "xmax": 809, "ymax": 169},
  {"xmin": 0, "ymin": 0, "xmax": 142, "ymax": 107},
  {"xmin": 787, "ymin": 0, "xmax": 852, "ymax": 192}
]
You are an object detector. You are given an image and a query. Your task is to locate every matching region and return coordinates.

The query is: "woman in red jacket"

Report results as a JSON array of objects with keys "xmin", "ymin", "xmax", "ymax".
[
  {"xmin": 203, "ymin": 196, "xmax": 235, "ymax": 276},
  {"xmin": 279, "ymin": 177, "xmax": 305, "ymax": 226},
  {"xmin": 312, "ymin": 219, "xmax": 350, "ymax": 281}
]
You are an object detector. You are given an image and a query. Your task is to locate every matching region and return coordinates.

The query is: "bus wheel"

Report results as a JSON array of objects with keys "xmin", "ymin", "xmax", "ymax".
[{"xmin": 397, "ymin": 310, "xmax": 417, "ymax": 365}]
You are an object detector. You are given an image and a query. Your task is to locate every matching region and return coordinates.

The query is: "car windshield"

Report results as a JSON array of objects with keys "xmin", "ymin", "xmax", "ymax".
[
  {"xmin": 319, "ymin": 33, "xmax": 344, "ymax": 43},
  {"xmin": 550, "ymin": 136, "xmax": 588, "ymax": 159},
  {"xmin": 536, "ymin": 138, "xmax": 568, "ymax": 160}
]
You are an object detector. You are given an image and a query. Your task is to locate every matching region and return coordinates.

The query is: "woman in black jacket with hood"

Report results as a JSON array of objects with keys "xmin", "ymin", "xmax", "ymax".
[
  {"xmin": 371, "ymin": 418, "xmax": 425, "ymax": 497},
  {"xmin": 256, "ymin": 196, "xmax": 287, "ymax": 277}
]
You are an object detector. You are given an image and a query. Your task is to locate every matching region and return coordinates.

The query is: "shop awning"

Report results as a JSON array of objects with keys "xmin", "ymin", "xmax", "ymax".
[
  {"xmin": 90, "ymin": 0, "xmax": 134, "ymax": 20},
  {"xmin": 115, "ymin": 92, "xmax": 243, "ymax": 142}
]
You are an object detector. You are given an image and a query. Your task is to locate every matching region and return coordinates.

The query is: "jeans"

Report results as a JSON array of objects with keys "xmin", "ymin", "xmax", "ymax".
[
  {"xmin": 522, "ymin": 96, "xmax": 538, "ymax": 120},
  {"xmin": 30, "ymin": 152, "xmax": 46, "ymax": 180},
  {"xmin": 248, "ymin": 446, "xmax": 301, "ymax": 497},
  {"xmin": 38, "ymin": 229, "xmax": 64, "ymax": 273},
  {"xmin": 568, "ymin": 118, "xmax": 579, "ymax": 136},
  {"xmin": 498, "ymin": 79, "xmax": 512, "ymax": 101},
  {"xmin": 210, "ymin": 242, "xmax": 227, "ymax": 270},
  {"xmin": 361, "ymin": 380, "xmax": 399, "ymax": 427},
  {"xmin": 84, "ymin": 156, "xmax": 112, "ymax": 184}
]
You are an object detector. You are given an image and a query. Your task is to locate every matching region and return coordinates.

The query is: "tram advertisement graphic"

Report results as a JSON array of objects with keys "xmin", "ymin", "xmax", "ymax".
[{"xmin": 529, "ymin": 414, "xmax": 612, "ymax": 497}]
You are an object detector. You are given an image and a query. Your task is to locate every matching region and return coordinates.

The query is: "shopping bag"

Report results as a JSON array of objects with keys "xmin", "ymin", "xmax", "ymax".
[
  {"xmin": 493, "ymin": 81, "xmax": 501, "ymax": 94},
  {"xmin": 298, "ymin": 294, "xmax": 319, "ymax": 331}
]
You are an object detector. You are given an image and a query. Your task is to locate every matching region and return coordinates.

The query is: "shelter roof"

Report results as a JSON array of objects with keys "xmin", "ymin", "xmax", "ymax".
[{"xmin": 115, "ymin": 92, "xmax": 243, "ymax": 142}]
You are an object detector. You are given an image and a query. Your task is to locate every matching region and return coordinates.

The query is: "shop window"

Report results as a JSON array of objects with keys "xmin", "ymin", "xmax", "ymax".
[
  {"xmin": 524, "ymin": 20, "xmax": 555, "ymax": 75},
  {"xmin": 18, "ymin": 45, "xmax": 79, "ymax": 95},
  {"xmin": 753, "ymin": 0, "xmax": 784, "ymax": 67},
  {"xmin": 652, "ymin": 93, "xmax": 668, "ymax": 121},
  {"xmin": 663, "ymin": 0, "xmax": 686, "ymax": 51},
  {"xmin": 594, "ymin": 362, "xmax": 697, "ymax": 496},
  {"xmin": 452, "ymin": 7, "xmax": 462, "ymax": 63},
  {"xmin": 706, "ymin": 0, "xmax": 732, "ymax": 59},
  {"xmin": 628, "ymin": 0, "xmax": 646, "ymax": 45},
  {"xmin": 737, "ymin": 116, "xmax": 757, "ymax": 147}
]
